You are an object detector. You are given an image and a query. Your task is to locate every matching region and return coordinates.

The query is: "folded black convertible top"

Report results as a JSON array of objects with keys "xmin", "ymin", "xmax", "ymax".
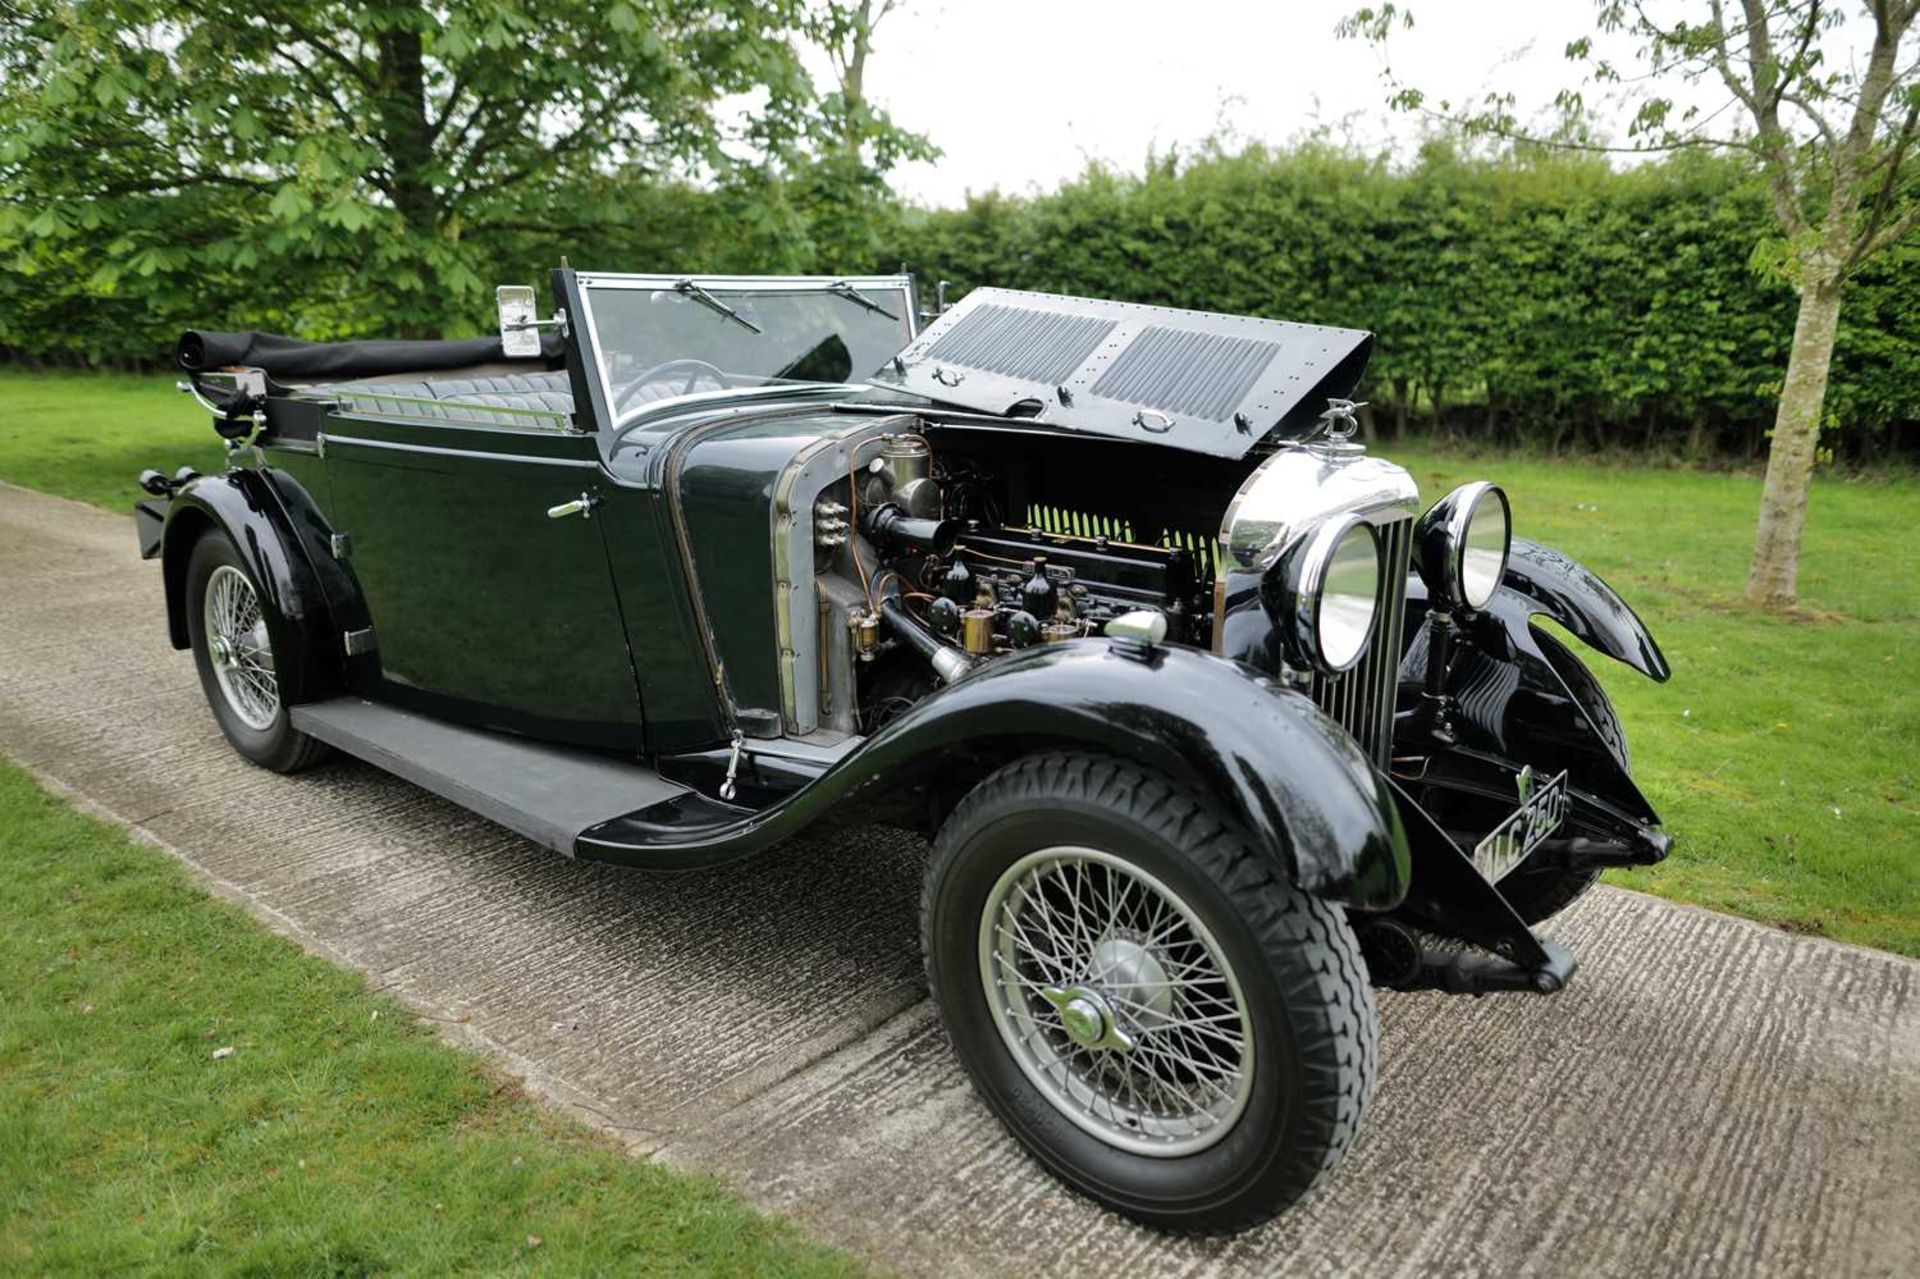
[{"xmin": 177, "ymin": 329, "xmax": 565, "ymax": 380}]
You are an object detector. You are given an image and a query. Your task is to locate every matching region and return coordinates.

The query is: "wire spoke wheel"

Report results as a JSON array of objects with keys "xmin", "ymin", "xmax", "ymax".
[
  {"xmin": 979, "ymin": 845, "xmax": 1254, "ymax": 1156},
  {"xmin": 202, "ymin": 563, "xmax": 279, "ymax": 731}
]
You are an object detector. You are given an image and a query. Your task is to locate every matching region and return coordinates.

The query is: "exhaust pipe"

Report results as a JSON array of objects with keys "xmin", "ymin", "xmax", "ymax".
[{"xmin": 879, "ymin": 597, "xmax": 976, "ymax": 684}]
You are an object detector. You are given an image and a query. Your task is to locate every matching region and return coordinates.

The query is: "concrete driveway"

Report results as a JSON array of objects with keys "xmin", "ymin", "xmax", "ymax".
[{"xmin": 2, "ymin": 479, "xmax": 1915, "ymax": 1278}]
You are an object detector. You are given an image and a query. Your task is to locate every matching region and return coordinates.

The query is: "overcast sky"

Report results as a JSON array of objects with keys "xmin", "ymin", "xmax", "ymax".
[{"xmin": 845, "ymin": 0, "xmax": 1654, "ymax": 207}]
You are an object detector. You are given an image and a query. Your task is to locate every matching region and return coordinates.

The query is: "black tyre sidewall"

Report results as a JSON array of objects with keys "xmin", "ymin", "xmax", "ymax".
[
  {"xmin": 184, "ymin": 532, "xmax": 312, "ymax": 771},
  {"xmin": 926, "ymin": 776, "xmax": 1332, "ymax": 1226}
]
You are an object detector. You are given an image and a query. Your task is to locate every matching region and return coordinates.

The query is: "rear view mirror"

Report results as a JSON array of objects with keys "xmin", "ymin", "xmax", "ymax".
[{"xmin": 497, "ymin": 285, "xmax": 541, "ymax": 358}]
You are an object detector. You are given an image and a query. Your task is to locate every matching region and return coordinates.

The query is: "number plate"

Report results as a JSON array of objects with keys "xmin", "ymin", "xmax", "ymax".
[{"xmin": 1472, "ymin": 770, "xmax": 1569, "ymax": 883}]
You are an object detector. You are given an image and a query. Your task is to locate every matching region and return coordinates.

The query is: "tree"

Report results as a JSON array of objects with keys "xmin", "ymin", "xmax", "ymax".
[
  {"xmin": 0, "ymin": 1, "xmax": 875, "ymax": 339},
  {"xmin": 1341, "ymin": 2, "xmax": 1920, "ymax": 609},
  {"xmin": 789, "ymin": 0, "xmax": 937, "ymax": 269}
]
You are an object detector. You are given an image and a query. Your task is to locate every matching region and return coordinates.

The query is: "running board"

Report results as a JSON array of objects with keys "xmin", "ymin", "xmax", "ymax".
[{"xmin": 290, "ymin": 697, "xmax": 687, "ymax": 855}]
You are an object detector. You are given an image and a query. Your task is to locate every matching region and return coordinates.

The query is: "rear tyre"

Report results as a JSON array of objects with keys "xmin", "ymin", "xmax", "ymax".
[
  {"xmin": 1500, "ymin": 630, "xmax": 1634, "ymax": 924},
  {"xmin": 185, "ymin": 531, "xmax": 330, "ymax": 773},
  {"xmin": 922, "ymin": 752, "xmax": 1375, "ymax": 1233}
]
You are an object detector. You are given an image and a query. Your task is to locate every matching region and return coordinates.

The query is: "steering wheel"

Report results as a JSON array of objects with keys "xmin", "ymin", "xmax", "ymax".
[{"xmin": 612, "ymin": 358, "xmax": 731, "ymax": 413}]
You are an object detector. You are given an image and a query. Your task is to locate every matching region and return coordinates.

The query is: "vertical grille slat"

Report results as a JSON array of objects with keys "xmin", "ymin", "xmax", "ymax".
[{"xmin": 1311, "ymin": 515, "xmax": 1411, "ymax": 769}]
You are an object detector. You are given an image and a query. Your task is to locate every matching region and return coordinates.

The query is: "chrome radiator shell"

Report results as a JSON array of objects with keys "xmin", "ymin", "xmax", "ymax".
[
  {"xmin": 1215, "ymin": 444, "xmax": 1420, "ymax": 769},
  {"xmin": 1309, "ymin": 515, "xmax": 1412, "ymax": 768}
]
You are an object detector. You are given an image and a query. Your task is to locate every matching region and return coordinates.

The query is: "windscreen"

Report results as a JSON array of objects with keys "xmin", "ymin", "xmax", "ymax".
[{"xmin": 576, "ymin": 275, "xmax": 914, "ymax": 419}]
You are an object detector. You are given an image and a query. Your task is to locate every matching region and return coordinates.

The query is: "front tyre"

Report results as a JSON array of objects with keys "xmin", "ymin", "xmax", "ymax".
[
  {"xmin": 922, "ymin": 752, "xmax": 1376, "ymax": 1233},
  {"xmin": 1498, "ymin": 630, "xmax": 1635, "ymax": 924},
  {"xmin": 185, "ymin": 531, "xmax": 330, "ymax": 773}
]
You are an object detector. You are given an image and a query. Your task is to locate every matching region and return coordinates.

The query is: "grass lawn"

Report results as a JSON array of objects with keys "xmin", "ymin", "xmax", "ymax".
[
  {"xmin": 0, "ymin": 759, "xmax": 860, "ymax": 1276},
  {"xmin": 1388, "ymin": 445, "xmax": 1919, "ymax": 956},
  {"xmin": 1, "ymin": 367, "xmax": 1915, "ymax": 955},
  {"xmin": 0, "ymin": 369, "xmax": 227, "ymax": 512}
]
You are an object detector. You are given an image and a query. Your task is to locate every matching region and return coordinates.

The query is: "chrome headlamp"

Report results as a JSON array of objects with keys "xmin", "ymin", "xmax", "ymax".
[
  {"xmin": 1267, "ymin": 514, "xmax": 1384, "ymax": 673},
  {"xmin": 1416, "ymin": 481, "xmax": 1511, "ymax": 612}
]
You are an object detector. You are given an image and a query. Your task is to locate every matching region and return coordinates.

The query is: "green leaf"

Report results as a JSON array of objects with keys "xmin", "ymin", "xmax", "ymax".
[{"xmin": 268, "ymin": 184, "xmax": 313, "ymax": 221}]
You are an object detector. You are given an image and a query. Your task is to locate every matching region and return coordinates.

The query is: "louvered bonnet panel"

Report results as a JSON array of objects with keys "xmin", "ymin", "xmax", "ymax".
[
  {"xmin": 920, "ymin": 304, "xmax": 1116, "ymax": 385},
  {"xmin": 870, "ymin": 288, "xmax": 1374, "ymax": 460}
]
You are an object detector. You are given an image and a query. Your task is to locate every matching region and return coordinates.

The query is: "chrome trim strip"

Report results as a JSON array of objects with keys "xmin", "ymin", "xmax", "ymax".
[
  {"xmin": 575, "ymin": 272, "xmax": 913, "ymax": 293},
  {"xmin": 317, "ymin": 434, "xmax": 599, "ymax": 468},
  {"xmin": 331, "ymin": 389, "xmax": 572, "ymax": 430}
]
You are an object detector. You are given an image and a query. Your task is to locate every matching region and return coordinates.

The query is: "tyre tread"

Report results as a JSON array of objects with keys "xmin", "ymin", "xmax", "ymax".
[{"xmin": 923, "ymin": 750, "xmax": 1378, "ymax": 1233}]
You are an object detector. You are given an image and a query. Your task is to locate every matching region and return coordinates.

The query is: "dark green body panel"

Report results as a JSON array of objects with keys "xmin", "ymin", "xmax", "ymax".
[
  {"xmin": 597, "ymin": 390, "xmax": 881, "ymax": 752},
  {"xmin": 669, "ymin": 411, "xmax": 862, "ymax": 731},
  {"xmin": 316, "ymin": 414, "xmax": 644, "ymax": 751},
  {"xmin": 592, "ymin": 449, "xmax": 728, "ymax": 756}
]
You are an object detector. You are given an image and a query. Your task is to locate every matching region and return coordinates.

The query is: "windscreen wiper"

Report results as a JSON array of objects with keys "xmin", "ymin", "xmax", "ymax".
[
  {"xmin": 828, "ymin": 280, "xmax": 899, "ymax": 321},
  {"xmin": 673, "ymin": 279, "xmax": 763, "ymax": 334}
]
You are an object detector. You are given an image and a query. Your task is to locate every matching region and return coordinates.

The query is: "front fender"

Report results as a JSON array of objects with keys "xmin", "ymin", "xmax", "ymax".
[
  {"xmin": 160, "ymin": 468, "xmax": 339, "ymax": 703},
  {"xmin": 1500, "ymin": 538, "xmax": 1670, "ymax": 681},
  {"xmin": 1401, "ymin": 537, "xmax": 1664, "ymax": 826},
  {"xmin": 583, "ymin": 641, "xmax": 1413, "ymax": 908}
]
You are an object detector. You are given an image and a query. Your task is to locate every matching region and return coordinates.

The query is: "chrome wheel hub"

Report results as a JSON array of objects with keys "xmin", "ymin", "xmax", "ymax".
[
  {"xmin": 1042, "ymin": 986, "xmax": 1133, "ymax": 1052},
  {"xmin": 979, "ymin": 847, "xmax": 1255, "ymax": 1157},
  {"xmin": 1090, "ymin": 935, "xmax": 1174, "ymax": 1022},
  {"xmin": 202, "ymin": 564, "xmax": 279, "ymax": 731}
]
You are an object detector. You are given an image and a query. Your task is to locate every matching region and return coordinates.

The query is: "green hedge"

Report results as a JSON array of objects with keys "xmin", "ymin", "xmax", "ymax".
[
  {"xmin": 877, "ymin": 143, "xmax": 1920, "ymax": 460},
  {"xmin": 9, "ymin": 139, "xmax": 1915, "ymax": 459}
]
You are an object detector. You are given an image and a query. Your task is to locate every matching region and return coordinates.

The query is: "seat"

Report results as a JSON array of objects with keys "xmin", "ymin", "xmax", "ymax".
[{"xmin": 309, "ymin": 366, "xmax": 728, "ymax": 427}]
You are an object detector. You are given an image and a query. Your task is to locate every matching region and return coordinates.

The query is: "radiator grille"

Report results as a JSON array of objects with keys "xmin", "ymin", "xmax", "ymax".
[
  {"xmin": 1311, "ymin": 516, "xmax": 1412, "ymax": 769},
  {"xmin": 922, "ymin": 304, "xmax": 1117, "ymax": 385},
  {"xmin": 1089, "ymin": 325, "xmax": 1282, "ymax": 422},
  {"xmin": 1025, "ymin": 505, "xmax": 1219, "ymax": 572}
]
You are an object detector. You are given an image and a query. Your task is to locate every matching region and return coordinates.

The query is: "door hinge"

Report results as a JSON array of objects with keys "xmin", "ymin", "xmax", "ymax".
[
  {"xmin": 342, "ymin": 627, "xmax": 376, "ymax": 656},
  {"xmin": 329, "ymin": 533, "xmax": 352, "ymax": 559}
]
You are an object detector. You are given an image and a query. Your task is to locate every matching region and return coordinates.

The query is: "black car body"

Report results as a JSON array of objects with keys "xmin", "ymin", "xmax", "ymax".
[{"xmin": 143, "ymin": 271, "xmax": 1672, "ymax": 1231}]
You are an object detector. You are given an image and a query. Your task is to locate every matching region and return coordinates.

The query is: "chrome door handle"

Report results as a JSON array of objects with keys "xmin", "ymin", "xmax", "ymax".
[{"xmin": 547, "ymin": 492, "xmax": 599, "ymax": 520}]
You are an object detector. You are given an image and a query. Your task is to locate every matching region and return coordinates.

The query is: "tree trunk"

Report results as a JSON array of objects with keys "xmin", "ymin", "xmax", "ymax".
[
  {"xmin": 839, "ymin": 0, "xmax": 874, "ymax": 154},
  {"xmin": 1685, "ymin": 408, "xmax": 1708, "ymax": 462},
  {"xmin": 376, "ymin": 27, "xmax": 440, "ymax": 338},
  {"xmin": 1746, "ymin": 269, "xmax": 1845, "ymax": 609}
]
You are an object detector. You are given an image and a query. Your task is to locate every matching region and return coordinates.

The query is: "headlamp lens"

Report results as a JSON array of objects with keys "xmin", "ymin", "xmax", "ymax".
[
  {"xmin": 1317, "ymin": 521, "xmax": 1381, "ymax": 671},
  {"xmin": 1459, "ymin": 488, "xmax": 1510, "ymax": 609}
]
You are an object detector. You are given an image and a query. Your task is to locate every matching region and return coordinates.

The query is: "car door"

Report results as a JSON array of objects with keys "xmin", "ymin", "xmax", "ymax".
[{"xmin": 318, "ymin": 402, "xmax": 643, "ymax": 753}]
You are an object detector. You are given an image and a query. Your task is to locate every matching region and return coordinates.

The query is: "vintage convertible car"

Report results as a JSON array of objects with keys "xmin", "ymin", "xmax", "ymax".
[{"xmin": 141, "ymin": 272, "xmax": 1672, "ymax": 1232}]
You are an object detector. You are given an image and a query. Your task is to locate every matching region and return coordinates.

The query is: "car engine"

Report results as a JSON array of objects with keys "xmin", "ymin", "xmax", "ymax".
[{"xmin": 811, "ymin": 427, "xmax": 1223, "ymax": 734}]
